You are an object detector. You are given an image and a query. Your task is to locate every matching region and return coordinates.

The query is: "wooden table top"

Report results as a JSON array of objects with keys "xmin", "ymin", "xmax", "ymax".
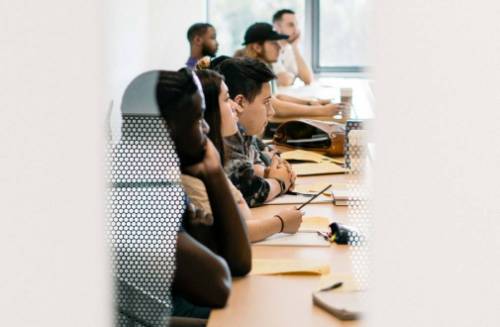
[{"xmin": 208, "ymin": 173, "xmax": 360, "ymax": 327}]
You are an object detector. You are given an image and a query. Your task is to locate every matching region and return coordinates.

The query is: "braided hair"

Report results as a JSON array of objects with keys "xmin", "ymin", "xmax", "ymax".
[{"xmin": 156, "ymin": 68, "xmax": 198, "ymax": 121}]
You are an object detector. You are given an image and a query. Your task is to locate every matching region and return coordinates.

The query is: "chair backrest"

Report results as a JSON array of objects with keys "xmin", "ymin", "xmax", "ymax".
[{"xmin": 108, "ymin": 71, "xmax": 184, "ymax": 327}]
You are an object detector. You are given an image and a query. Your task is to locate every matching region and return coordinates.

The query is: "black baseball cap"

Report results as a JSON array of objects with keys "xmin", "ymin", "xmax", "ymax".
[{"xmin": 242, "ymin": 22, "xmax": 289, "ymax": 45}]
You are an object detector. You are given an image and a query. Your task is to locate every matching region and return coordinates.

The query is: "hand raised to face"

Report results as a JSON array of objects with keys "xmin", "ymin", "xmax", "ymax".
[{"xmin": 181, "ymin": 139, "xmax": 222, "ymax": 180}]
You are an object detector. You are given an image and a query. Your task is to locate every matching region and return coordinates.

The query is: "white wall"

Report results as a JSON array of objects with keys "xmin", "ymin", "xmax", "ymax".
[
  {"xmin": 371, "ymin": 1, "xmax": 500, "ymax": 326},
  {"xmin": 0, "ymin": 1, "xmax": 110, "ymax": 326},
  {"xmin": 1, "ymin": 2, "xmax": 208, "ymax": 324},
  {"xmin": 106, "ymin": 0, "xmax": 207, "ymax": 136},
  {"xmin": 147, "ymin": 0, "xmax": 208, "ymax": 70}
]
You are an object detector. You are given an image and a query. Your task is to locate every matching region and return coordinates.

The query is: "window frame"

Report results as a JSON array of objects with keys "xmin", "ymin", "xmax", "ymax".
[{"xmin": 311, "ymin": 0, "xmax": 366, "ymax": 74}]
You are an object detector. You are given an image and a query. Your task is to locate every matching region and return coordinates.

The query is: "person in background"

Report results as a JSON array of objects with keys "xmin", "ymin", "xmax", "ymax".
[
  {"xmin": 272, "ymin": 9, "xmax": 313, "ymax": 86},
  {"xmin": 213, "ymin": 57, "xmax": 296, "ymax": 207},
  {"xmin": 186, "ymin": 23, "xmax": 219, "ymax": 69},
  {"xmin": 180, "ymin": 64, "xmax": 303, "ymax": 242},
  {"xmin": 156, "ymin": 68, "xmax": 252, "ymax": 318},
  {"xmin": 235, "ymin": 22, "xmax": 341, "ymax": 118}
]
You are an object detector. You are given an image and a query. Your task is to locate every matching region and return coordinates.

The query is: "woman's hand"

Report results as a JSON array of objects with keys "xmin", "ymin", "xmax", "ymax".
[
  {"xmin": 275, "ymin": 208, "xmax": 304, "ymax": 234},
  {"xmin": 182, "ymin": 139, "xmax": 222, "ymax": 180}
]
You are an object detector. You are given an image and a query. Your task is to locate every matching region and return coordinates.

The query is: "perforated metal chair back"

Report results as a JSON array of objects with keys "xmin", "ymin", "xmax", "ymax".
[{"xmin": 107, "ymin": 71, "xmax": 184, "ymax": 327}]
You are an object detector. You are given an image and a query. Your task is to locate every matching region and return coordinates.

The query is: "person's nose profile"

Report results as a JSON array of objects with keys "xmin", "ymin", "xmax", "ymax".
[{"xmin": 201, "ymin": 118, "xmax": 210, "ymax": 134}]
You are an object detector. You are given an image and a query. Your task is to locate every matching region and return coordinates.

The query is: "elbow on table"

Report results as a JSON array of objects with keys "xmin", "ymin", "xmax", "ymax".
[
  {"xmin": 206, "ymin": 255, "xmax": 232, "ymax": 308},
  {"xmin": 227, "ymin": 247, "xmax": 252, "ymax": 277},
  {"xmin": 228, "ymin": 258, "xmax": 252, "ymax": 278}
]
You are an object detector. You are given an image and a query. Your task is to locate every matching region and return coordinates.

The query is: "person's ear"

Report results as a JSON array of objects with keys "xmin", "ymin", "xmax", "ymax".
[
  {"xmin": 251, "ymin": 43, "xmax": 263, "ymax": 55},
  {"xmin": 233, "ymin": 94, "xmax": 247, "ymax": 110},
  {"xmin": 193, "ymin": 35, "xmax": 203, "ymax": 46}
]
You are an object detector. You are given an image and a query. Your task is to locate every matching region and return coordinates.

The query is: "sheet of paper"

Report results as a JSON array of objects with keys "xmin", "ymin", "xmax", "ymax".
[
  {"xmin": 266, "ymin": 193, "xmax": 333, "ymax": 205},
  {"xmin": 299, "ymin": 216, "xmax": 331, "ymax": 232},
  {"xmin": 250, "ymin": 258, "xmax": 331, "ymax": 276},
  {"xmin": 292, "ymin": 163, "xmax": 348, "ymax": 176},
  {"xmin": 254, "ymin": 232, "xmax": 331, "ymax": 247}
]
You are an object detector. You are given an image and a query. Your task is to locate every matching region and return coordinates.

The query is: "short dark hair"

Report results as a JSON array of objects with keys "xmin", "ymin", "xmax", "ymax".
[
  {"xmin": 272, "ymin": 9, "xmax": 295, "ymax": 23},
  {"xmin": 187, "ymin": 23, "xmax": 214, "ymax": 43},
  {"xmin": 156, "ymin": 68, "xmax": 198, "ymax": 120},
  {"xmin": 214, "ymin": 58, "xmax": 275, "ymax": 103}
]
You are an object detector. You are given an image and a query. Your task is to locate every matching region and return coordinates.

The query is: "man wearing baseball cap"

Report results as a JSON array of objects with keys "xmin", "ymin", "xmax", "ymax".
[
  {"xmin": 234, "ymin": 22, "xmax": 343, "ymax": 120},
  {"xmin": 234, "ymin": 22, "xmax": 288, "ymax": 68}
]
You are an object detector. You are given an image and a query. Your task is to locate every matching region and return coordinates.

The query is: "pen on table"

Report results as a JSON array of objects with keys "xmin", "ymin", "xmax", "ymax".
[
  {"xmin": 317, "ymin": 231, "xmax": 330, "ymax": 241},
  {"xmin": 296, "ymin": 184, "xmax": 332, "ymax": 210},
  {"xmin": 287, "ymin": 191, "xmax": 314, "ymax": 197},
  {"xmin": 318, "ymin": 281, "xmax": 343, "ymax": 292}
]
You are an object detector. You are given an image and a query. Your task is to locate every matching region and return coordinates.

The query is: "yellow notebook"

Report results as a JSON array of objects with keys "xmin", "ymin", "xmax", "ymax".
[
  {"xmin": 292, "ymin": 162, "xmax": 348, "ymax": 176},
  {"xmin": 250, "ymin": 258, "xmax": 331, "ymax": 276}
]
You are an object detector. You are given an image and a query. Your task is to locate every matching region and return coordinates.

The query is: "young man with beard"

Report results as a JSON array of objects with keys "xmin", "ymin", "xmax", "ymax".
[
  {"xmin": 186, "ymin": 23, "xmax": 219, "ymax": 69},
  {"xmin": 234, "ymin": 22, "xmax": 343, "ymax": 118}
]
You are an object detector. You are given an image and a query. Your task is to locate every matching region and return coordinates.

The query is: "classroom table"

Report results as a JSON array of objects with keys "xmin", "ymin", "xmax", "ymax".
[
  {"xmin": 207, "ymin": 173, "xmax": 361, "ymax": 327},
  {"xmin": 270, "ymin": 77, "xmax": 374, "ymax": 124},
  {"xmin": 208, "ymin": 78, "xmax": 372, "ymax": 326}
]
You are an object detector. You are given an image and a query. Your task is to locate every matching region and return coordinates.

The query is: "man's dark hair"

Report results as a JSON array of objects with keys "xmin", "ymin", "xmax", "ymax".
[
  {"xmin": 214, "ymin": 58, "xmax": 275, "ymax": 103},
  {"xmin": 272, "ymin": 9, "xmax": 295, "ymax": 23},
  {"xmin": 187, "ymin": 23, "xmax": 214, "ymax": 43},
  {"xmin": 156, "ymin": 68, "xmax": 198, "ymax": 120}
]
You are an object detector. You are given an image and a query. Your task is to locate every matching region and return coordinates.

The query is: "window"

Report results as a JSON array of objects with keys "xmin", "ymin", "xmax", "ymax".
[
  {"xmin": 208, "ymin": 0, "xmax": 305, "ymax": 57},
  {"xmin": 312, "ymin": 0, "xmax": 369, "ymax": 73}
]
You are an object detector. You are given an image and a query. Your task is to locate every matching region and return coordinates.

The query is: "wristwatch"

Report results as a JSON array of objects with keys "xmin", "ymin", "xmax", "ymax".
[{"xmin": 272, "ymin": 178, "xmax": 286, "ymax": 194}]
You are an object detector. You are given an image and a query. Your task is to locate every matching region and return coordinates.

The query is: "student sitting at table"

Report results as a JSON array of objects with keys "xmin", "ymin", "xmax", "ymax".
[
  {"xmin": 235, "ymin": 22, "xmax": 342, "ymax": 118},
  {"xmin": 211, "ymin": 57, "xmax": 297, "ymax": 207},
  {"xmin": 178, "ymin": 64, "xmax": 304, "ymax": 242},
  {"xmin": 272, "ymin": 9, "xmax": 313, "ymax": 86},
  {"xmin": 156, "ymin": 69, "xmax": 252, "ymax": 317},
  {"xmin": 185, "ymin": 23, "xmax": 219, "ymax": 69}
]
